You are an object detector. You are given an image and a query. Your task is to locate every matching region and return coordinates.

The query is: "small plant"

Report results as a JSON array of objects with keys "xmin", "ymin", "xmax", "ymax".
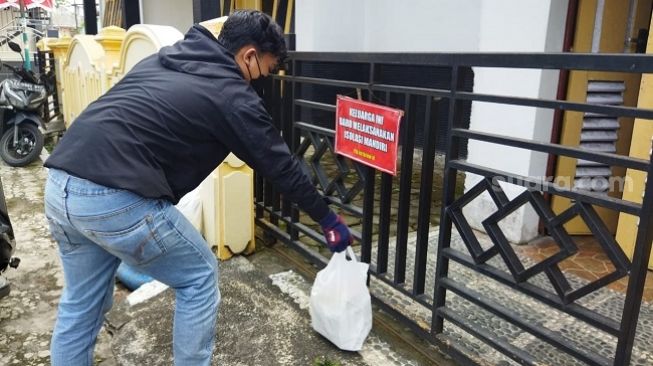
[{"xmin": 313, "ymin": 357, "xmax": 341, "ymax": 366}]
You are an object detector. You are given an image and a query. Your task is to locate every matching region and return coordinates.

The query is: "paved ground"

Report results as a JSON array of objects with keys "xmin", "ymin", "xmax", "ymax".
[
  {"xmin": 106, "ymin": 255, "xmax": 376, "ymax": 366},
  {"xmin": 3, "ymin": 148, "xmax": 652, "ymax": 366},
  {"xmin": 0, "ymin": 155, "xmax": 446, "ymax": 365},
  {"xmin": 0, "ymin": 157, "xmax": 115, "ymax": 366}
]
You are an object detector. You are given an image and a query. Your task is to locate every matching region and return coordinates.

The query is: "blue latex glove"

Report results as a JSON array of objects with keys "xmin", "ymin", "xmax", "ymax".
[{"xmin": 319, "ymin": 211, "xmax": 352, "ymax": 253}]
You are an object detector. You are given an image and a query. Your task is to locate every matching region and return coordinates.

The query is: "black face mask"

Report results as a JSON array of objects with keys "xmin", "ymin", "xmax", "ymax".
[
  {"xmin": 250, "ymin": 77, "xmax": 269, "ymax": 98},
  {"xmin": 246, "ymin": 53, "xmax": 268, "ymax": 97}
]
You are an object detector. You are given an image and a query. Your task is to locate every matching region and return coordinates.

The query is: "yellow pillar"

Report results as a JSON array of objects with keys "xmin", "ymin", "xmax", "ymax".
[
  {"xmin": 235, "ymin": 0, "xmax": 262, "ymax": 10},
  {"xmin": 200, "ymin": 154, "xmax": 256, "ymax": 260},
  {"xmin": 95, "ymin": 26, "xmax": 126, "ymax": 72},
  {"xmin": 43, "ymin": 37, "xmax": 73, "ymax": 124},
  {"xmin": 46, "ymin": 37, "xmax": 73, "ymax": 66},
  {"xmin": 199, "ymin": 16, "xmax": 228, "ymax": 37},
  {"xmin": 615, "ymin": 14, "xmax": 653, "ymax": 270}
]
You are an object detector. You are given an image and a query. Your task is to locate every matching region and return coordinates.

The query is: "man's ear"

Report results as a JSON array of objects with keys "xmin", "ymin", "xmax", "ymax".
[{"xmin": 242, "ymin": 47, "xmax": 257, "ymax": 62}]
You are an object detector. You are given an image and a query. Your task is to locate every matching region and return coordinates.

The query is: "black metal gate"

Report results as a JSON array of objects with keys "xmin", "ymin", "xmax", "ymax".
[
  {"xmin": 36, "ymin": 50, "xmax": 60, "ymax": 124},
  {"xmin": 255, "ymin": 52, "xmax": 653, "ymax": 366}
]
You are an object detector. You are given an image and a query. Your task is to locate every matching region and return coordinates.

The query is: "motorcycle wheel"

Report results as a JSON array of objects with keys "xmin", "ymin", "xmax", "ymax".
[{"xmin": 0, "ymin": 124, "xmax": 43, "ymax": 167}]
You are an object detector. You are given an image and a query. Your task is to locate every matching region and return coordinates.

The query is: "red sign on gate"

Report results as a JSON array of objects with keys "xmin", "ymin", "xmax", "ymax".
[{"xmin": 334, "ymin": 96, "xmax": 403, "ymax": 175}]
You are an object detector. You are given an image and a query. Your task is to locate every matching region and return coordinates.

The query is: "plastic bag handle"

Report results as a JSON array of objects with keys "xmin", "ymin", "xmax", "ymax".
[{"xmin": 345, "ymin": 246, "xmax": 357, "ymax": 262}]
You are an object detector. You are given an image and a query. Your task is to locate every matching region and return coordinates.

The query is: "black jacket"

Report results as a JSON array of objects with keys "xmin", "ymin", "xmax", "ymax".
[{"xmin": 45, "ymin": 25, "xmax": 329, "ymax": 222}]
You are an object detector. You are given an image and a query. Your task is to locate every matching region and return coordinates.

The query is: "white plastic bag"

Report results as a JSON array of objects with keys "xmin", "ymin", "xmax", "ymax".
[
  {"xmin": 309, "ymin": 247, "xmax": 372, "ymax": 351},
  {"xmin": 175, "ymin": 187, "xmax": 203, "ymax": 232}
]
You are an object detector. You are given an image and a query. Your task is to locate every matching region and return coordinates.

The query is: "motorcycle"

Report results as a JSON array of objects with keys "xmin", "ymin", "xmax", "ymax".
[
  {"xmin": 0, "ymin": 41, "xmax": 52, "ymax": 167},
  {"xmin": 0, "ymin": 175, "xmax": 19, "ymax": 299}
]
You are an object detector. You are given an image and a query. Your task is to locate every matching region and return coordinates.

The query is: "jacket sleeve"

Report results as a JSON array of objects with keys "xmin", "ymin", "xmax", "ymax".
[{"xmin": 221, "ymin": 99, "xmax": 330, "ymax": 223}]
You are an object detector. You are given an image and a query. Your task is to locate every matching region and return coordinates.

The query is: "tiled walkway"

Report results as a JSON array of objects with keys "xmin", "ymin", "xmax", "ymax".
[
  {"xmin": 362, "ymin": 228, "xmax": 653, "ymax": 366},
  {"xmin": 514, "ymin": 235, "xmax": 653, "ymax": 302}
]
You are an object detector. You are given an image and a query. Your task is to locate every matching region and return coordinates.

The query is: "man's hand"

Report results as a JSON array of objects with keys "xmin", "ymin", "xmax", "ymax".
[{"xmin": 319, "ymin": 211, "xmax": 352, "ymax": 253}]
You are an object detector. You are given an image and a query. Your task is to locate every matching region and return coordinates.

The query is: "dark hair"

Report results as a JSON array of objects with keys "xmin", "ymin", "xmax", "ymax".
[{"xmin": 218, "ymin": 10, "xmax": 287, "ymax": 62}]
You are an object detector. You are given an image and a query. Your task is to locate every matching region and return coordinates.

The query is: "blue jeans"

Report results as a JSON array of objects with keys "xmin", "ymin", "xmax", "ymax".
[{"xmin": 44, "ymin": 169, "xmax": 219, "ymax": 366}]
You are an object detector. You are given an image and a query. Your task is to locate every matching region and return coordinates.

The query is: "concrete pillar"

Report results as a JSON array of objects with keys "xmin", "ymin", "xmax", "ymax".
[
  {"xmin": 94, "ymin": 26, "xmax": 126, "ymax": 71},
  {"xmin": 200, "ymin": 154, "xmax": 256, "ymax": 260},
  {"xmin": 141, "ymin": 0, "xmax": 193, "ymax": 34},
  {"xmin": 295, "ymin": 0, "xmax": 366, "ymax": 51},
  {"xmin": 463, "ymin": 1, "xmax": 568, "ymax": 243}
]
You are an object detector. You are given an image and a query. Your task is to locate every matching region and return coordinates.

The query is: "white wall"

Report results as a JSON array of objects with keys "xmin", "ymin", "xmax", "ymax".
[
  {"xmin": 295, "ymin": 0, "xmax": 569, "ymax": 243},
  {"xmin": 363, "ymin": 1, "xmax": 482, "ymax": 52},
  {"xmin": 140, "ymin": 0, "xmax": 194, "ymax": 34},
  {"xmin": 297, "ymin": 0, "xmax": 482, "ymax": 52},
  {"xmin": 296, "ymin": 0, "xmax": 366, "ymax": 51}
]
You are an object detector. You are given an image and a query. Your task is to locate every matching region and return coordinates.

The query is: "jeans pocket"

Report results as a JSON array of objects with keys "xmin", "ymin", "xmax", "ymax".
[
  {"xmin": 85, "ymin": 213, "xmax": 167, "ymax": 266},
  {"xmin": 46, "ymin": 218, "xmax": 79, "ymax": 255}
]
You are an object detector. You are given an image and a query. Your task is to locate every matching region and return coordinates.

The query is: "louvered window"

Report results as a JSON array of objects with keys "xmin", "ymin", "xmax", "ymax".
[{"xmin": 574, "ymin": 80, "xmax": 624, "ymax": 194}]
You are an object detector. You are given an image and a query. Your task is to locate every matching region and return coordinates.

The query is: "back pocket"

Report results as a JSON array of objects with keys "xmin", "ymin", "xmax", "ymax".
[
  {"xmin": 46, "ymin": 217, "xmax": 79, "ymax": 255},
  {"xmin": 86, "ymin": 214, "xmax": 166, "ymax": 265}
]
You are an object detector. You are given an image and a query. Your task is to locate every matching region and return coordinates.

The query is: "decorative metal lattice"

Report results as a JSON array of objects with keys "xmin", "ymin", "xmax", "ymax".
[
  {"xmin": 295, "ymin": 129, "xmax": 366, "ymax": 205},
  {"xmin": 448, "ymin": 177, "xmax": 631, "ymax": 304}
]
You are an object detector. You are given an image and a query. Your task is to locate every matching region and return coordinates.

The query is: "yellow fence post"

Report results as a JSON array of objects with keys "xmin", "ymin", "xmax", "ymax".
[
  {"xmin": 41, "ymin": 37, "xmax": 72, "ymax": 121},
  {"xmin": 200, "ymin": 154, "xmax": 256, "ymax": 260},
  {"xmin": 95, "ymin": 26, "xmax": 126, "ymax": 92}
]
